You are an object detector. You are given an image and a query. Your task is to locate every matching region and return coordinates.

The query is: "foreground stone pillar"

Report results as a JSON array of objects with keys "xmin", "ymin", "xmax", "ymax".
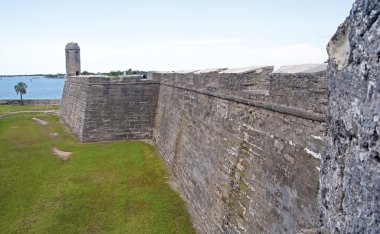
[{"xmin": 319, "ymin": 0, "xmax": 380, "ymax": 232}]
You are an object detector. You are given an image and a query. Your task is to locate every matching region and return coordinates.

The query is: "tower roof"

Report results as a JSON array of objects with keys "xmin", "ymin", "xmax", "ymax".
[{"xmin": 65, "ymin": 42, "xmax": 80, "ymax": 50}]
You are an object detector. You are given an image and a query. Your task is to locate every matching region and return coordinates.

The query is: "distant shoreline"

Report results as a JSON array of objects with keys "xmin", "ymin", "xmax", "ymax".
[
  {"xmin": 0, "ymin": 77, "xmax": 65, "ymax": 99},
  {"xmin": 0, "ymin": 75, "xmax": 65, "ymax": 79},
  {"xmin": 0, "ymin": 99, "xmax": 61, "ymax": 105}
]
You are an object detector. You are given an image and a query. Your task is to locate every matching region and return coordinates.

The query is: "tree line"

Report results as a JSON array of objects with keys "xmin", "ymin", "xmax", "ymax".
[{"xmin": 81, "ymin": 69, "xmax": 147, "ymax": 77}]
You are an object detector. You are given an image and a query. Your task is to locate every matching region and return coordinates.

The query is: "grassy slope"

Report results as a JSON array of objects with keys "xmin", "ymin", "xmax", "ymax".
[
  {"xmin": 0, "ymin": 104, "xmax": 59, "ymax": 115},
  {"xmin": 0, "ymin": 106, "xmax": 195, "ymax": 234}
]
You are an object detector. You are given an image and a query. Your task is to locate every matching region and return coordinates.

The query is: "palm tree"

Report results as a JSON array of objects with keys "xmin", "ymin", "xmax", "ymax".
[{"xmin": 14, "ymin": 82, "xmax": 27, "ymax": 105}]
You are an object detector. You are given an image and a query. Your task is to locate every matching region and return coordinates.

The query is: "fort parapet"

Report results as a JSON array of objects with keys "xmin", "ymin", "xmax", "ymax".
[{"xmin": 60, "ymin": 64, "xmax": 327, "ymax": 233}]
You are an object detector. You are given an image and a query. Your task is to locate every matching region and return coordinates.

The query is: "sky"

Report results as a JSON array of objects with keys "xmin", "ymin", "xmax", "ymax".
[{"xmin": 0, "ymin": 0, "xmax": 354, "ymax": 74}]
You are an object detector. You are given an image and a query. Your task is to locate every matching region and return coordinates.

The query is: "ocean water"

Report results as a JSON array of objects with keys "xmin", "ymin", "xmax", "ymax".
[{"xmin": 0, "ymin": 76, "xmax": 65, "ymax": 99}]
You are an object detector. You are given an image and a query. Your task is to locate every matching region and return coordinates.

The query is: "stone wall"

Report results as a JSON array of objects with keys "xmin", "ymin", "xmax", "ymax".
[
  {"xmin": 319, "ymin": 0, "xmax": 380, "ymax": 233},
  {"xmin": 60, "ymin": 76, "xmax": 89, "ymax": 141},
  {"xmin": 60, "ymin": 75, "xmax": 159, "ymax": 142},
  {"xmin": 152, "ymin": 66, "xmax": 327, "ymax": 233},
  {"xmin": 60, "ymin": 65, "xmax": 328, "ymax": 232}
]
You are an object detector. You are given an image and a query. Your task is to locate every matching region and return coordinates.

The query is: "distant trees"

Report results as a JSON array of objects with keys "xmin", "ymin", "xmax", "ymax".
[
  {"xmin": 45, "ymin": 73, "xmax": 65, "ymax": 78},
  {"xmin": 14, "ymin": 82, "xmax": 27, "ymax": 105},
  {"xmin": 108, "ymin": 70, "xmax": 124, "ymax": 76},
  {"xmin": 81, "ymin": 69, "xmax": 146, "ymax": 76},
  {"xmin": 81, "ymin": 71, "xmax": 94, "ymax": 75}
]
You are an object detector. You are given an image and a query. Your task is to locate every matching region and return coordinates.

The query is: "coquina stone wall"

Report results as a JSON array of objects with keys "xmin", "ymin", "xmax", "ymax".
[
  {"xmin": 60, "ymin": 75, "xmax": 159, "ymax": 142},
  {"xmin": 60, "ymin": 65, "xmax": 327, "ymax": 233},
  {"xmin": 152, "ymin": 66, "xmax": 327, "ymax": 233},
  {"xmin": 319, "ymin": 0, "xmax": 380, "ymax": 233}
]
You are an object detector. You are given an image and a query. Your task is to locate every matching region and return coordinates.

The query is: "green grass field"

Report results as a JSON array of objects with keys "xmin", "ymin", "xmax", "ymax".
[
  {"xmin": 0, "ymin": 104, "xmax": 60, "ymax": 115},
  {"xmin": 0, "ymin": 105, "xmax": 195, "ymax": 234}
]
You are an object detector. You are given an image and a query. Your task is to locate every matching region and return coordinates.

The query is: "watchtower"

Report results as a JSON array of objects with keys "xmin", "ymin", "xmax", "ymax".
[{"xmin": 65, "ymin": 42, "xmax": 81, "ymax": 76}]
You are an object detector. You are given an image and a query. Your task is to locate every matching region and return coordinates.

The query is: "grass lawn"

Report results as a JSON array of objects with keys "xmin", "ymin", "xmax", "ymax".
[
  {"xmin": 0, "ymin": 104, "xmax": 60, "ymax": 115},
  {"xmin": 0, "ymin": 105, "xmax": 195, "ymax": 234}
]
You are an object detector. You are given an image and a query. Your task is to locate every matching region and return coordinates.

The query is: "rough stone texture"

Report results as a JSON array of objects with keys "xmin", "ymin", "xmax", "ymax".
[
  {"xmin": 65, "ymin": 42, "xmax": 81, "ymax": 76},
  {"xmin": 220, "ymin": 66, "xmax": 272, "ymax": 74},
  {"xmin": 270, "ymin": 70, "xmax": 327, "ymax": 115},
  {"xmin": 273, "ymin": 64, "xmax": 328, "ymax": 74},
  {"xmin": 60, "ymin": 64, "xmax": 328, "ymax": 232},
  {"xmin": 60, "ymin": 76, "xmax": 88, "ymax": 140},
  {"xmin": 318, "ymin": 1, "xmax": 380, "ymax": 233},
  {"xmin": 152, "ymin": 67, "xmax": 327, "ymax": 233},
  {"xmin": 60, "ymin": 75, "xmax": 159, "ymax": 142}
]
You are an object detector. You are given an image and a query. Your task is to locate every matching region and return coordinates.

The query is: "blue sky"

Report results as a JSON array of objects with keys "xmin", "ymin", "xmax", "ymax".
[{"xmin": 0, "ymin": 0, "xmax": 354, "ymax": 74}]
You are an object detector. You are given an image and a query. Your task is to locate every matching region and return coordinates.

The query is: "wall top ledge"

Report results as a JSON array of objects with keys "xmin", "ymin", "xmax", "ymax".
[
  {"xmin": 150, "ymin": 68, "xmax": 228, "ymax": 74},
  {"xmin": 150, "ymin": 64, "xmax": 326, "ymax": 75},
  {"xmin": 220, "ymin": 66, "xmax": 273, "ymax": 74},
  {"xmin": 150, "ymin": 70, "xmax": 199, "ymax": 74},
  {"xmin": 68, "ymin": 74, "xmax": 156, "ymax": 84},
  {"xmin": 194, "ymin": 68, "xmax": 227, "ymax": 74},
  {"xmin": 173, "ymin": 70, "xmax": 200, "ymax": 74},
  {"xmin": 273, "ymin": 64, "xmax": 327, "ymax": 74},
  {"xmin": 76, "ymin": 75, "xmax": 143, "ymax": 78}
]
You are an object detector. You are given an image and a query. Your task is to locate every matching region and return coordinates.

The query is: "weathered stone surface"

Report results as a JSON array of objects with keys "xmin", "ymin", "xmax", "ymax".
[
  {"xmin": 194, "ymin": 68, "xmax": 227, "ymax": 74},
  {"xmin": 60, "ymin": 76, "xmax": 88, "ymax": 140},
  {"xmin": 269, "ymin": 70, "xmax": 327, "ymax": 115},
  {"xmin": 65, "ymin": 42, "xmax": 81, "ymax": 76},
  {"xmin": 220, "ymin": 66, "xmax": 269, "ymax": 74},
  {"xmin": 60, "ymin": 64, "xmax": 328, "ymax": 233},
  {"xmin": 273, "ymin": 64, "xmax": 327, "ymax": 74},
  {"xmin": 60, "ymin": 75, "xmax": 159, "ymax": 142},
  {"xmin": 152, "ymin": 68, "xmax": 327, "ymax": 233},
  {"xmin": 318, "ymin": 0, "xmax": 380, "ymax": 233}
]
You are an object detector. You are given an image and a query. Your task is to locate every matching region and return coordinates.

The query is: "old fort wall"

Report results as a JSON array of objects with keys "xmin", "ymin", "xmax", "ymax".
[
  {"xmin": 152, "ymin": 67, "xmax": 326, "ymax": 233},
  {"xmin": 60, "ymin": 65, "xmax": 327, "ymax": 233},
  {"xmin": 60, "ymin": 75, "xmax": 159, "ymax": 142}
]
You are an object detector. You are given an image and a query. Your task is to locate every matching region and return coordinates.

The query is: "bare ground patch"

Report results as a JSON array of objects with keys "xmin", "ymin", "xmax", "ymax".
[
  {"xmin": 49, "ymin": 132, "xmax": 59, "ymax": 137},
  {"xmin": 32, "ymin": 117, "xmax": 48, "ymax": 126},
  {"xmin": 52, "ymin": 147, "xmax": 72, "ymax": 160}
]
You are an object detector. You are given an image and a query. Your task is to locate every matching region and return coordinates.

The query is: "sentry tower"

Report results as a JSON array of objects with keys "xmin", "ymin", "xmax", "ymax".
[{"xmin": 65, "ymin": 42, "xmax": 81, "ymax": 76}]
